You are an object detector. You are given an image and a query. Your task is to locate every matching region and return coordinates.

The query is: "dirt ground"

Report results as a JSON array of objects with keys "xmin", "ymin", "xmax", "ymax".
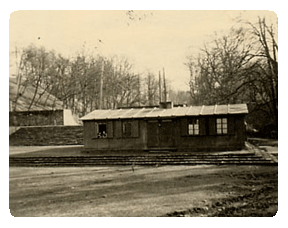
[{"xmin": 9, "ymin": 165, "xmax": 278, "ymax": 217}]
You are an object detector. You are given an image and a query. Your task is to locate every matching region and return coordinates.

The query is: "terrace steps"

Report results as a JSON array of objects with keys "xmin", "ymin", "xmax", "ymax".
[{"xmin": 9, "ymin": 152, "xmax": 277, "ymax": 167}]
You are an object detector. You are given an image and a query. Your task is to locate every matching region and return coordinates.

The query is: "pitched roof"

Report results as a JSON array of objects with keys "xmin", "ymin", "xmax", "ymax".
[
  {"xmin": 80, "ymin": 104, "xmax": 248, "ymax": 121},
  {"xmin": 9, "ymin": 77, "xmax": 63, "ymax": 111}
]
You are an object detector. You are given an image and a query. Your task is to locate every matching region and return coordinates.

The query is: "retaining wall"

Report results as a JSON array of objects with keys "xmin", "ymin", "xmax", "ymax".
[{"xmin": 9, "ymin": 126, "xmax": 83, "ymax": 146}]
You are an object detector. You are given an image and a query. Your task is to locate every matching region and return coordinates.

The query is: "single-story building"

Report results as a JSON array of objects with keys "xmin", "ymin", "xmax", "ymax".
[{"xmin": 80, "ymin": 103, "xmax": 248, "ymax": 152}]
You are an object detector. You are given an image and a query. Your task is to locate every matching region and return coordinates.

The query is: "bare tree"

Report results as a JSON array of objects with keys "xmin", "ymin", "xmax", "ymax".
[
  {"xmin": 186, "ymin": 16, "xmax": 278, "ymax": 134},
  {"xmin": 13, "ymin": 44, "xmax": 187, "ymax": 118},
  {"xmin": 145, "ymin": 72, "xmax": 159, "ymax": 106},
  {"xmin": 247, "ymin": 17, "xmax": 278, "ymax": 125},
  {"xmin": 186, "ymin": 28, "xmax": 254, "ymax": 105}
]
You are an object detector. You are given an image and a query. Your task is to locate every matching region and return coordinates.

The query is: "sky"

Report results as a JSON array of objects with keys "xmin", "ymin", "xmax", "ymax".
[{"xmin": 9, "ymin": 10, "xmax": 277, "ymax": 91}]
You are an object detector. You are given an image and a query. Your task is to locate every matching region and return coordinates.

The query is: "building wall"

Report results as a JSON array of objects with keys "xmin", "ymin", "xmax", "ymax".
[
  {"xmin": 175, "ymin": 115, "xmax": 246, "ymax": 151},
  {"xmin": 83, "ymin": 114, "xmax": 246, "ymax": 152},
  {"xmin": 83, "ymin": 119, "xmax": 148, "ymax": 151},
  {"xmin": 9, "ymin": 110, "xmax": 64, "ymax": 126}
]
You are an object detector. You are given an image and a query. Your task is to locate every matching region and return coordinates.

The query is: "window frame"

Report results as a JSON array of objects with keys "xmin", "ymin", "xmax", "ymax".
[
  {"xmin": 96, "ymin": 122, "xmax": 108, "ymax": 138},
  {"xmin": 187, "ymin": 118, "xmax": 200, "ymax": 136},
  {"xmin": 216, "ymin": 118, "xmax": 228, "ymax": 135},
  {"xmin": 92, "ymin": 121, "xmax": 113, "ymax": 139},
  {"xmin": 122, "ymin": 121, "xmax": 132, "ymax": 138}
]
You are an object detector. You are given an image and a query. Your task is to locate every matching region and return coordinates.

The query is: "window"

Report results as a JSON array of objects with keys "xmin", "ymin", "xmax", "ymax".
[
  {"xmin": 115, "ymin": 120, "xmax": 139, "ymax": 138},
  {"xmin": 94, "ymin": 121, "xmax": 113, "ymax": 139},
  {"xmin": 123, "ymin": 122, "xmax": 132, "ymax": 137},
  {"xmin": 216, "ymin": 118, "xmax": 227, "ymax": 134},
  {"xmin": 188, "ymin": 119, "xmax": 199, "ymax": 135},
  {"xmin": 96, "ymin": 123, "xmax": 107, "ymax": 138}
]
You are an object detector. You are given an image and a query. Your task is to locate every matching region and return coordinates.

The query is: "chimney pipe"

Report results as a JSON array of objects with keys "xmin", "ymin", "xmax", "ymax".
[{"xmin": 159, "ymin": 101, "xmax": 173, "ymax": 109}]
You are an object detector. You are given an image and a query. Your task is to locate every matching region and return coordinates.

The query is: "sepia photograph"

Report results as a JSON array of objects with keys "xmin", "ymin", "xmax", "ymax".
[{"xmin": 8, "ymin": 9, "xmax": 278, "ymax": 218}]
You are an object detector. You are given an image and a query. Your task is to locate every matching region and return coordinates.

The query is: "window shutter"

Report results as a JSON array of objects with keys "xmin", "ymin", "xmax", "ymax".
[
  {"xmin": 94, "ymin": 122, "xmax": 99, "ymax": 137},
  {"xmin": 115, "ymin": 120, "xmax": 122, "ymax": 138},
  {"xmin": 107, "ymin": 121, "xmax": 114, "ymax": 138},
  {"xmin": 228, "ymin": 116, "xmax": 235, "ymax": 134},
  {"xmin": 181, "ymin": 118, "xmax": 188, "ymax": 136},
  {"xmin": 199, "ymin": 117, "xmax": 206, "ymax": 135},
  {"xmin": 131, "ymin": 120, "xmax": 139, "ymax": 138},
  {"xmin": 209, "ymin": 117, "xmax": 216, "ymax": 135}
]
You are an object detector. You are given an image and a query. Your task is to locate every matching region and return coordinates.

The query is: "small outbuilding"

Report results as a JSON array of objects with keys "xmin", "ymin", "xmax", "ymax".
[{"xmin": 80, "ymin": 103, "xmax": 248, "ymax": 152}]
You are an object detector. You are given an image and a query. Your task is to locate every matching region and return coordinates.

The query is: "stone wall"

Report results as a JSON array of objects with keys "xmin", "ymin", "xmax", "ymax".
[{"xmin": 9, "ymin": 126, "xmax": 83, "ymax": 146}]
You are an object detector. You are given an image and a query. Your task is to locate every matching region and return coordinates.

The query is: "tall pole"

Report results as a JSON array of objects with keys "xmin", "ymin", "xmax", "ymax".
[
  {"xmin": 158, "ymin": 70, "xmax": 162, "ymax": 103},
  {"xmin": 138, "ymin": 74, "xmax": 141, "ymax": 106},
  {"xmin": 99, "ymin": 59, "xmax": 104, "ymax": 109},
  {"xmin": 163, "ymin": 67, "xmax": 167, "ymax": 103},
  {"xmin": 14, "ymin": 46, "xmax": 21, "ymax": 112}
]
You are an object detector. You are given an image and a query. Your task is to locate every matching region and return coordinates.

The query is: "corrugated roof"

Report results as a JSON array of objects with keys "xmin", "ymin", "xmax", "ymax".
[{"xmin": 80, "ymin": 104, "xmax": 248, "ymax": 121}]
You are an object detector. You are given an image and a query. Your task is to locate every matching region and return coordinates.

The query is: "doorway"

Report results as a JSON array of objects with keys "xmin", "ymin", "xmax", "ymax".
[{"xmin": 147, "ymin": 119, "xmax": 174, "ymax": 148}]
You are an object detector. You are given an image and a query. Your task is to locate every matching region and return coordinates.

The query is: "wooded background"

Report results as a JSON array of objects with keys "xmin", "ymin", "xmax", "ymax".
[{"xmin": 10, "ymin": 17, "xmax": 277, "ymax": 137}]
